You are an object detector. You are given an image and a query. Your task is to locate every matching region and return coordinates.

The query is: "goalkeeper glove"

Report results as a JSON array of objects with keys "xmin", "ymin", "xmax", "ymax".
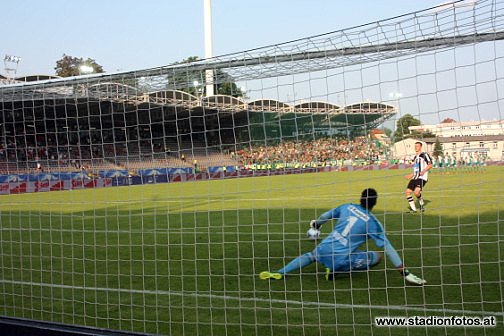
[
  {"xmin": 310, "ymin": 219, "xmax": 320, "ymax": 230},
  {"xmin": 400, "ymin": 269, "xmax": 427, "ymax": 285}
]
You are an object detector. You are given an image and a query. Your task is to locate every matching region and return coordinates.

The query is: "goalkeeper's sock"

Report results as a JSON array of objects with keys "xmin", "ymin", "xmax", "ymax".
[
  {"xmin": 407, "ymin": 196, "xmax": 416, "ymax": 211},
  {"xmin": 277, "ymin": 252, "xmax": 316, "ymax": 275}
]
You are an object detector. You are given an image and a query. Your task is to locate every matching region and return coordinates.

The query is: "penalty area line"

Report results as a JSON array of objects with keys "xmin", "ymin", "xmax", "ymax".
[{"xmin": 1, "ymin": 279, "xmax": 503, "ymax": 318}]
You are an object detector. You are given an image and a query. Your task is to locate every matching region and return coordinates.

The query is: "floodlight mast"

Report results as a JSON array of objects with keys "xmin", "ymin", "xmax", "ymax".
[
  {"xmin": 203, "ymin": 0, "xmax": 214, "ymax": 97},
  {"xmin": 3, "ymin": 54, "xmax": 21, "ymax": 82}
]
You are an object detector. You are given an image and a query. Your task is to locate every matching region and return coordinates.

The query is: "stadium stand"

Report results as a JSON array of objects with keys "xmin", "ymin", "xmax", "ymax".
[
  {"xmin": 0, "ymin": 134, "xmax": 391, "ymax": 175},
  {"xmin": 235, "ymin": 136, "xmax": 389, "ymax": 166}
]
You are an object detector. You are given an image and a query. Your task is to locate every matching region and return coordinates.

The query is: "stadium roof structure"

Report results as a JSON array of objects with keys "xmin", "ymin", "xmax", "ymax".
[
  {"xmin": 0, "ymin": 81, "xmax": 397, "ymax": 133},
  {"xmin": 0, "ymin": 75, "xmax": 12, "ymax": 86},
  {"xmin": 15, "ymin": 75, "xmax": 60, "ymax": 82},
  {"xmin": 3, "ymin": 0, "xmax": 502, "ymax": 135},
  {"xmin": 0, "ymin": 74, "xmax": 60, "ymax": 85}
]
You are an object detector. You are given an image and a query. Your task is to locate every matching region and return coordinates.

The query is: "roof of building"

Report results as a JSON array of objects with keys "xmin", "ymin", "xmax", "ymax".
[
  {"xmin": 422, "ymin": 135, "xmax": 504, "ymax": 143},
  {"xmin": 409, "ymin": 119, "xmax": 504, "ymax": 131}
]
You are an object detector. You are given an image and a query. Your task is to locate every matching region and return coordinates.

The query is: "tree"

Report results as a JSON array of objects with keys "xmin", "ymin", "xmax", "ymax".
[
  {"xmin": 171, "ymin": 56, "xmax": 245, "ymax": 98},
  {"xmin": 379, "ymin": 126, "xmax": 393, "ymax": 139},
  {"xmin": 214, "ymin": 72, "xmax": 245, "ymax": 97},
  {"xmin": 415, "ymin": 130, "xmax": 436, "ymax": 139},
  {"xmin": 55, "ymin": 54, "xmax": 104, "ymax": 77},
  {"xmin": 433, "ymin": 138, "xmax": 443, "ymax": 158},
  {"xmin": 441, "ymin": 118, "xmax": 456, "ymax": 123},
  {"xmin": 393, "ymin": 114, "xmax": 421, "ymax": 141}
]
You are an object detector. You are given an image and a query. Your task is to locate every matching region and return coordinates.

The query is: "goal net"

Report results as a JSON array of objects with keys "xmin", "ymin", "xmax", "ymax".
[{"xmin": 0, "ymin": 0, "xmax": 503, "ymax": 334}]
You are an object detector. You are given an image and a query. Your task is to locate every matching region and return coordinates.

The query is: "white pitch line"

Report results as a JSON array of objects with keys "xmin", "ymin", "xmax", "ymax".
[
  {"xmin": 1, "ymin": 227, "xmax": 503, "ymax": 238},
  {"xmin": 1, "ymin": 279, "xmax": 502, "ymax": 318}
]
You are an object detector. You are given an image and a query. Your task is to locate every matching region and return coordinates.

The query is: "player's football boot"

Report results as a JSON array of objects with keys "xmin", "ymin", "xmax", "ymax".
[
  {"xmin": 405, "ymin": 273, "xmax": 427, "ymax": 285},
  {"xmin": 325, "ymin": 268, "xmax": 334, "ymax": 281},
  {"xmin": 259, "ymin": 271, "xmax": 282, "ymax": 280}
]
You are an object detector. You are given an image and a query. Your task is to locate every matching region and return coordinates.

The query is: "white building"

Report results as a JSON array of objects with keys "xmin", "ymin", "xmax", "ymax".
[
  {"xmin": 408, "ymin": 119, "xmax": 504, "ymax": 137},
  {"xmin": 392, "ymin": 135, "xmax": 504, "ymax": 161},
  {"xmin": 390, "ymin": 138, "xmax": 426, "ymax": 162},
  {"xmin": 394, "ymin": 119, "xmax": 504, "ymax": 161}
]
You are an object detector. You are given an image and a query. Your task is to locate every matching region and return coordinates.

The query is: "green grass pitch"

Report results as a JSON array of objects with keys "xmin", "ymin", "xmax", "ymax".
[{"xmin": 0, "ymin": 166, "xmax": 503, "ymax": 335}]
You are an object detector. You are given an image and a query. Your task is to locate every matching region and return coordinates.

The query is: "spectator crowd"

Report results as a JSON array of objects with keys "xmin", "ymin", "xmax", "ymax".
[
  {"xmin": 1, "ymin": 132, "xmax": 391, "ymax": 174},
  {"xmin": 233, "ymin": 137, "xmax": 389, "ymax": 167}
]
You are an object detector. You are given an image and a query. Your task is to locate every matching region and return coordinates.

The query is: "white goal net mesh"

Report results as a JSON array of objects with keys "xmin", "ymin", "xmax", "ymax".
[{"xmin": 0, "ymin": 0, "xmax": 503, "ymax": 335}]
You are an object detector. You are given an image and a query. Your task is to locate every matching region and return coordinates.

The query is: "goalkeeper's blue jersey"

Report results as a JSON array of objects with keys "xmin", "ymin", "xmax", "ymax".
[{"xmin": 315, "ymin": 203, "xmax": 389, "ymax": 256}]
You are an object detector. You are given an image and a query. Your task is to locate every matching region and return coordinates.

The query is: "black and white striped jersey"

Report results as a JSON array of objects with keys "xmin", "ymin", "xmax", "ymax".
[{"xmin": 412, "ymin": 152, "xmax": 433, "ymax": 181}]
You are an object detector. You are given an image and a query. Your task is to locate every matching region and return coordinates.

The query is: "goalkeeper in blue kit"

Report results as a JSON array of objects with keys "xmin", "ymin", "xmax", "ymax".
[{"xmin": 260, "ymin": 188, "xmax": 426, "ymax": 285}]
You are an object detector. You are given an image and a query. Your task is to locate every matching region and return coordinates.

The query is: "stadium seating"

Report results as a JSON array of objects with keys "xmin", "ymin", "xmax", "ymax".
[{"xmin": 0, "ymin": 136, "xmax": 390, "ymax": 175}]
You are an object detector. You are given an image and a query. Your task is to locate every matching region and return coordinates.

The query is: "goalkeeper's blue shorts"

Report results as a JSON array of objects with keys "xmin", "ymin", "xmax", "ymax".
[{"xmin": 316, "ymin": 251, "xmax": 380, "ymax": 272}]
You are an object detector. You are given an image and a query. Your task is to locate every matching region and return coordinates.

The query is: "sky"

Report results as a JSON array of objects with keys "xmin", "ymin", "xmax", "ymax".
[
  {"xmin": 2, "ymin": 0, "xmax": 446, "ymax": 76},
  {"xmin": 2, "ymin": 0, "xmax": 502, "ymax": 125}
]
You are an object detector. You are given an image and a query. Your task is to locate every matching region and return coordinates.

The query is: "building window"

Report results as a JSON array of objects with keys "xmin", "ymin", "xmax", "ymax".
[
  {"xmin": 452, "ymin": 143, "xmax": 456, "ymax": 149},
  {"xmin": 480, "ymin": 142, "xmax": 485, "ymax": 148},
  {"xmin": 494, "ymin": 142, "xmax": 498, "ymax": 149}
]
